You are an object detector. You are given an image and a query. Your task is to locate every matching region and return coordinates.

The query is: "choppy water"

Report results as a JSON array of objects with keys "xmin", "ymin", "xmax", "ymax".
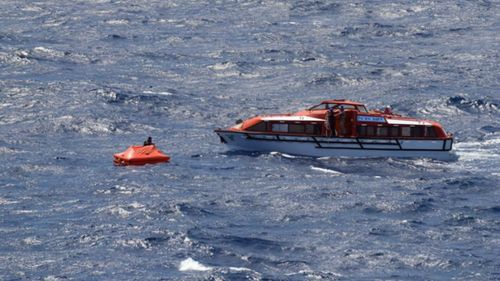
[{"xmin": 1, "ymin": 1, "xmax": 499, "ymax": 280}]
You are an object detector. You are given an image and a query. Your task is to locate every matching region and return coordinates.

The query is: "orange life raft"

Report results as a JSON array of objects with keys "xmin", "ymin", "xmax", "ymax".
[{"xmin": 113, "ymin": 145, "xmax": 170, "ymax": 166}]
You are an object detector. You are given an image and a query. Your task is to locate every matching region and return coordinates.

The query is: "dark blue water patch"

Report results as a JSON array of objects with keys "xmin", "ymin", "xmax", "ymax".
[
  {"xmin": 134, "ymin": 51, "xmax": 184, "ymax": 62},
  {"xmin": 479, "ymin": 125, "xmax": 500, "ymax": 133},
  {"xmin": 403, "ymin": 198, "xmax": 436, "ymax": 214},
  {"xmin": 368, "ymin": 227, "xmax": 398, "ymax": 237},
  {"xmin": 144, "ymin": 236, "xmax": 170, "ymax": 247},
  {"xmin": 16, "ymin": 49, "xmax": 86, "ymax": 66},
  {"xmin": 219, "ymin": 235, "xmax": 284, "ymax": 253},
  {"xmin": 221, "ymin": 150, "xmax": 272, "ymax": 158},
  {"xmin": 478, "ymin": 206, "xmax": 500, "ymax": 214},
  {"xmin": 444, "ymin": 213, "xmax": 477, "ymax": 227},
  {"xmin": 208, "ymin": 165, "xmax": 235, "ymax": 171},
  {"xmin": 176, "ymin": 202, "xmax": 216, "ymax": 218},
  {"xmin": 148, "ymin": 203, "xmax": 180, "ymax": 218},
  {"xmin": 290, "ymin": 1, "xmax": 340, "ymax": 16},
  {"xmin": 448, "ymin": 26, "xmax": 473, "ymax": 33},
  {"xmin": 413, "ymin": 31, "xmax": 433, "ymax": 38},
  {"xmin": 371, "ymin": 23, "xmax": 406, "ymax": 38},
  {"xmin": 91, "ymin": 87, "xmax": 180, "ymax": 106},
  {"xmin": 404, "ymin": 220, "xmax": 426, "ymax": 228},
  {"xmin": 443, "ymin": 177, "xmax": 494, "ymax": 191},
  {"xmin": 446, "ymin": 96, "xmax": 499, "ymax": 114},
  {"xmin": 182, "ymin": 228, "xmax": 310, "ymax": 277},
  {"xmin": 339, "ymin": 26, "xmax": 363, "ymax": 37},
  {"xmin": 307, "ymin": 73, "xmax": 363, "ymax": 86},
  {"xmin": 279, "ymin": 213, "xmax": 315, "ymax": 223},
  {"xmin": 370, "ymin": 68, "xmax": 384, "ymax": 76},
  {"xmin": 106, "ymin": 34, "xmax": 127, "ymax": 40},
  {"xmin": 282, "ymin": 270, "xmax": 341, "ymax": 281},
  {"xmin": 362, "ymin": 206, "xmax": 384, "ymax": 214},
  {"xmin": 0, "ymin": 32, "xmax": 16, "ymax": 42},
  {"xmin": 187, "ymin": 227, "xmax": 291, "ymax": 257}
]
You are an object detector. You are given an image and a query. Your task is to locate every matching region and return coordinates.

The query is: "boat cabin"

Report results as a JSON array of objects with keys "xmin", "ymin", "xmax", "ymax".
[
  {"xmin": 238, "ymin": 116, "xmax": 323, "ymax": 136},
  {"xmin": 233, "ymin": 100, "xmax": 449, "ymax": 140}
]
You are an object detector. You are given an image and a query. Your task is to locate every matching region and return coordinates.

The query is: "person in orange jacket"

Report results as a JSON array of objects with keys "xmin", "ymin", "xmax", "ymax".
[{"xmin": 325, "ymin": 107, "xmax": 336, "ymax": 137}]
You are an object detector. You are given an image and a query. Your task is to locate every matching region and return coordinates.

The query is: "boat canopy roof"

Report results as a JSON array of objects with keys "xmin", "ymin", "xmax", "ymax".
[
  {"xmin": 307, "ymin": 99, "xmax": 368, "ymax": 112},
  {"xmin": 261, "ymin": 115, "xmax": 325, "ymax": 122},
  {"xmin": 320, "ymin": 99, "xmax": 365, "ymax": 106}
]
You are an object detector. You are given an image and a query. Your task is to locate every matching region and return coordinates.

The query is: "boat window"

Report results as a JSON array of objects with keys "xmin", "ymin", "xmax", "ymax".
[
  {"xmin": 308, "ymin": 103, "xmax": 327, "ymax": 110},
  {"xmin": 401, "ymin": 127, "xmax": 411, "ymax": 137},
  {"xmin": 356, "ymin": 105, "xmax": 368, "ymax": 113},
  {"xmin": 357, "ymin": 126, "xmax": 367, "ymax": 136},
  {"xmin": 390, "ymin": 126, "xmax": 399, "ymax": 137},
  {"xmin": 377, "ymin": 127, "xmax": 388, "ymax": 137},
  {"xmin": 338, "ymin": 104, "xmax": 357, "ymax": 110},
  {"xmin": 425, "ymin": 126, "xmax": 437, "ymax": 137},
  {"xmin": 413, "ymin": 126, "xmax": 425, "ymax": 137},
  {"xmin": 366, "ymin": 126, "xmax": 375, "ymax": 136},
  {"xmin": 289, "ymin": 124, "xmax": 305, "ymax": 133},
  {"xmin": 305, "ymin": 124, "xmax": 320, "ymax": 134},
  {"xmin": 272, "ymin": 123, "xmax": 288, "ymax": 132},
  {"xmin": 247, "ymin": 121, "xmax": 267, "ymax": 132}
]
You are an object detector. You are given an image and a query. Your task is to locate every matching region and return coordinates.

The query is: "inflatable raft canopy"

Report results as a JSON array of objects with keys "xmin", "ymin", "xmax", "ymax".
[{"xmin": 114, "ymin": 145, "xmax": 170, "ymax": 166}]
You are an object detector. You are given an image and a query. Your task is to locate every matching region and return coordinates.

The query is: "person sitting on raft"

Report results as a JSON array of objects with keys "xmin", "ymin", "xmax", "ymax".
[{"xmin": 143, "ymin": 136, "xmax": 154, "ymax": 146}]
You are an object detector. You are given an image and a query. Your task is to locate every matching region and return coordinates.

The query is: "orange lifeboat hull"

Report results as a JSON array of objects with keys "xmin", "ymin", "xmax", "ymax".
[{"xmin": 113, "ymin": 145, "xmax": 170, "ymax": 166}]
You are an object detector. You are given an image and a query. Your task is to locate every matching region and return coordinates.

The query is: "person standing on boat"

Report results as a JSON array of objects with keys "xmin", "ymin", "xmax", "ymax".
[
  {"xmin": 384, "ymin": 105, "xmax": 393, "ymax": 115},
  {"xmin": 337, "ymin": 106, "xmax": 346, "ymax": 136},
  {"xmin": 325, "ymin": 107, "xmax": 336, "ymax": 137}
]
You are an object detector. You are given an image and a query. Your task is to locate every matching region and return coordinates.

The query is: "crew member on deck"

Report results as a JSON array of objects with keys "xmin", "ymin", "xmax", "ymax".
[
  {"xmin": 337, "ymin": 106, "xmax": 346, "ymax": 136},
  {"xmin": 144, "ymin": 136, "xmax": 154, "ymax": 146},
  {"xmin": 384, "ymin": 105, "xmax": 393, "ymax": 115},
  {"xmin": 325, "ymin": 107, "xmax": 336, "ymax": 137}
]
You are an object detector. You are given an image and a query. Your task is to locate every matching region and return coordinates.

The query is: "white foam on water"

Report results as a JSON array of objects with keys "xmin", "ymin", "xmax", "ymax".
[
  {"xmin": 108, "ymin": 207, "xmax": 131, "ymax": 218},
  {"xmin": 116, "ymin": 238, "xmax": 150, "ymax": 249},
  {"xmin": 178, "ymin": 258, "xmax": 212, "ymax": 272},
  {"xmin": 96, "ymin": 203, "xmax": 145, "ymax": 218},
  {"xmin": 106, "ymin": 19, "xmax": 130, "ymax": 25},
  {"xmin": 456, "ymin": 150, "xmax": 498, "ymax": 161},
  {"xmin": 454, "ymin": 138, "xmax": 500, "ymax": 162},
  {"xmin": 310, "ymin": 166, "xmax": 343, "ymax": 175},
  {"xmin": 286, "ymin": 269, "xmax": 342, "ymax": 278},
  {"xmin": 129, "ymin": 202, "xmax": 145, "ymax": 209},
  {"xmin": 33, "ymin": 46, "xmax": 65, "ymax": 57},
  {"xmin": 12, "ymin": 210, "xmax": 36, "ymax": 214},
  {"xmin": 227, "ymin": 266, "xmax": 252, "ymax": 272},
  {"xmin": 270, "ymin": 151, "xmax": 298, "ymax": 159},
  {"xmin": 208, "ymin": 62, "xmax": 237, "ymax": 71},
  {"xmin": 0, "ymin": 197, "xmax": 18, "ymax": 205},
  {"xmin": 22, "ymin": 237, "xmax": 42, "ymax": 245},
  {"xmin": 142, "ymin": 90, "xmax": 174, "ymax": 96},
  {"xmin": 21, "ymin": 5, "xmax": 44, "ymax": 12},
  {"xmin": 44, "ymin": 276, "xmax": 66, "ymax": 281}
]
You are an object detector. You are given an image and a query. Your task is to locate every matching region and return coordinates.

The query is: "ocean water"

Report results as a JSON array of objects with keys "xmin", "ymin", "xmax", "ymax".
[{"xmin": 1, "ymin": 1, "xmax": 499, "ymax": 280}]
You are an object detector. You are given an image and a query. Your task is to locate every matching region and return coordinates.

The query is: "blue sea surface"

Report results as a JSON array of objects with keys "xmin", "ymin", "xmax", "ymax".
[{"xmin": 1, "ymin": 1, "xmax": 499, "ymax": 280}]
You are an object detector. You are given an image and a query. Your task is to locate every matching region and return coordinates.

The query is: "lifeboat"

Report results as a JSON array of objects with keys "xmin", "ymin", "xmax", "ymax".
[
  {"xmin": 113, "ymin": 145, "xmax": 170, "ymax": 166},
  {"xmin": 215, "ymin": 99, "xmax": 455, "ymax": 160}
]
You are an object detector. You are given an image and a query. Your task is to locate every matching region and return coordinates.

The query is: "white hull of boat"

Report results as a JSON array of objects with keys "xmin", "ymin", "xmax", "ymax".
[{"xmin": 216, "ymin": 131, "xmax": 455, "ymax": 160}]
